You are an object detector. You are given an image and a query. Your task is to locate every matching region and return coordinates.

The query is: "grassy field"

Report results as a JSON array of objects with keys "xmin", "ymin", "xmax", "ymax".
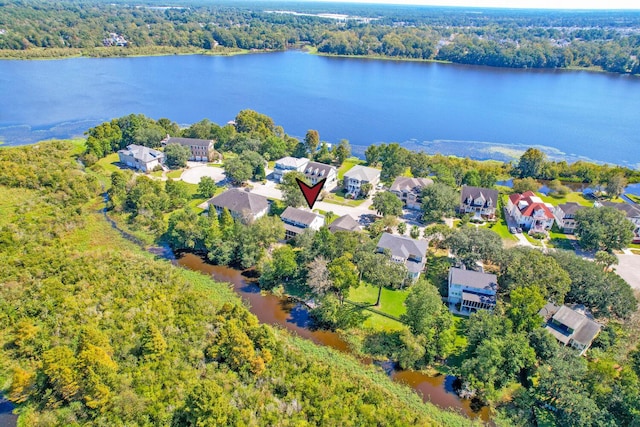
[
  {"xmin": 337, "ymin": 157, "xmax": 365, "ymax": 179},
  {"xmin": 627, "ymin": 194, "xmax": 640, "ymax": 204},
  {"xmin": 93, "ymin": 152, "xmax": 121, "ymax": 174},
  {"xmin": 535, "ymin": 191, "xmax": 594, "ymax": 206},
  {"xmin": 349, "ymin": 283, "xmax": 408, "ymax": 331},
  {"xmin": 167, "ymin": 169, "xmax": 183, "ymax": 179},
  {"xmin": 323, "ymin": 189, "xmax": 366, "ymax": 207},
  {"xmin": 547, "ymin": 228, "xmax": 575, "ymax": 250}
]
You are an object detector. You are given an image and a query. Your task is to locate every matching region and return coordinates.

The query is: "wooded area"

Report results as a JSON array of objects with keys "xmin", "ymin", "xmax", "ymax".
[{"xmin": 1, "ymin": 1, "xmax": 639, "ymax": 73}]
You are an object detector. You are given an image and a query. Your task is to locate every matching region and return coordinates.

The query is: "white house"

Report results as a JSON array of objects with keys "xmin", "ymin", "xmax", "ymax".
[
  {"xmin": 273, "ymin": 157, "xmax": 309, "ymax": 183},
  {"xmin": 553, "ymin": 202, "xmax": 587, "ymax": 234},
  {"xmin": 280, "ymin": 206, "xmax": 325, "ymax": 240},
  {"xmin": 303, "ymin": 161, "xmax": 338, "ymax": 191},
  {"xmin": 447, "ymin": 267, "xmax": 498, "ymax": 316},
  {"xmin": 539, "ymin": 303, "xmax": 602, "ymax": 356},
  {"xmin": 376, "ymin": 233, "xmax": 428, "ymax": 280},
  {"xmin": 508, "ymin": 191, "xmax": 555, "ymax": 233},
  {"xmin": 343, "ymin": 165, "xmax": 381, "ymax": 197},
  {"xmin": 117, "ymin": 144, "xmax": 164, "ymax": 172}
]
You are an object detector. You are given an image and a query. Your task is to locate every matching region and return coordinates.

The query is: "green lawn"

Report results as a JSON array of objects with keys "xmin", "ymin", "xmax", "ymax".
[
  {"xmin": 313, "ymin": 209, "xmax": 338, "ymax": 224},
  {"xmin": 536, "ymin": 191, "xmax": 625, "ymax": 207},
  {"xmin": 627, "ymin": 194, "xmax": 640, "ymax": 204},
  {"xmin": 524, "ymin": 233, "xmax": 543, "ymax": 247},
  {"xmin": 167, "ymin": 169, "xmax": 183, "ymax": 179},
  {"xmin": 337, "ymin": 157, "xmax": 365, "ymax": 179},
  {"xmin": 93, "ymin": 152, "xmax": 121, "ymax": 174},
  {"xmin": 348, "ymin": 282, "xmax": 408, "ymax": 331},
  {"xmin": 323, "ymin": 189, "xmax": 366, "ymax": 207},
  {"xmin": 547, "ymin": 228, "xmax": 575, "ymax": 250}
]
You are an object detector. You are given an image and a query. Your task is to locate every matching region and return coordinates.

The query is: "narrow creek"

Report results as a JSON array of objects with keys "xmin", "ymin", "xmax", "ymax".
[{"xmin": 177, "ymin": 253, "xmax": 491, "ymax": 422}]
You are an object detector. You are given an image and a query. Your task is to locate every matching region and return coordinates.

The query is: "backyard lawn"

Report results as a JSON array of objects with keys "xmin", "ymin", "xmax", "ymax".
[
  {"xmin": 337, "ymin": 157, "xmax": 365, "ymax": 179},
  {"xmin": 323, "ymin": 189, "xmax": 366, "ymax": 207},
  {"xmin": 348, "ymin": 283, "xmax": 408, "ymax": 331},
  {"xmin": 537, "ymin": 191, "xmax": 625, "ymax": 206}
]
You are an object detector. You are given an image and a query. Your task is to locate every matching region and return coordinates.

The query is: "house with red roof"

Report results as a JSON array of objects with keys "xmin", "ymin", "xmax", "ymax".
[{"xmin": 507, "ymin": 191, "xmax": 555, "ymax": 233}]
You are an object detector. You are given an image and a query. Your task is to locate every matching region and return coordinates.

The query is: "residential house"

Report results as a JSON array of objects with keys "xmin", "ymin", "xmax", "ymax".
[
  {"xmin": 117, "ymin": 144, "xmax": 164, "ymax": 172},
  {"xmin": 447, "ymin": 267, "xmax": 498, "ymax": 316},
  {"xmin": 207, "ymin": 188, "xmax": 269, "ymax": 224},
  {"xmin": 376, "ymin": 233, "xmax": 428, "ymax": 280},
  {"xmin": 280, "ymin": 207, "xmax": 325, "ymax": 240},
  {"xmin": 303, "ymin": 162, "xmax": 338, "ymax": 191},
  {"xmin": 539, "ymin": 303, "xmax": 602, "ymax": 356},
  {"xmin": 328, "ymin": 214, "xmax": 361, "ymax": 233},
  {"xmin": 459, "ymin": 186, "xmax": 499, "ymax": 220},
  {"xmin": 273, "ymin": 157, "xmax": 309, "ymax": 183},
  {"xmin": 596, "ymin": 201, "xmax": 640, "ymax": 243},
  {"xmin": 162, "ymin": 136, "xmax": 219, "ymax": 162},
  {"xmin": 508, "ymin": 191, "xmax": 555, "ymax": 233},
  {"xmin": 553, "ymin": 202, "xmax": 587, "ymax": 233},
  {"xmin": 343, "ymin": 165, "xmax": 381, "ymax": 197},
  {"xmin": 390, "ymin": 177, "xmax": 434, "ymax": 210}
]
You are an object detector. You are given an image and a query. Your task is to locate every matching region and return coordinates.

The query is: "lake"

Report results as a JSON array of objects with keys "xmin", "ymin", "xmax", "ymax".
[{"xmin": 1, "ymin": 51, "xmax": 639, "ymax": 167}]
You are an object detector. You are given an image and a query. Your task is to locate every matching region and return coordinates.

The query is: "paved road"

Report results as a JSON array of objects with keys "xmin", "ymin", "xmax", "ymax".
[
  {"xmin": 616, "ymin": 254, "xmax": 640, "ymax": 290},
  {"xmin": 181, "ymin": 164, "xmax": 226, "ymax": 185}
]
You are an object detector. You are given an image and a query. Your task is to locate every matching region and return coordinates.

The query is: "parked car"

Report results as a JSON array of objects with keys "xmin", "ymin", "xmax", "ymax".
[
  {"xmin": 509, "ymin": 226, "xmax": 517, "ymax": 234},
  {"xmin": 516, "ymin": 227, "xmax": 523, "ymax": 233}
]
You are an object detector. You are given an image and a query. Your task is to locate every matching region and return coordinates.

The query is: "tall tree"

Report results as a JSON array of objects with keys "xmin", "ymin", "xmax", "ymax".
[
  {"xmin": 516, "ymin": 148, "xmax": 546, "ymax": 178},
  {"xmin": 372, "ymin": 191, "xmax": 404, "ymax": 217},
  {"xmin": 575, "ymin": 206, "xmax": 634, "ymax": 251},
  {"xmin": 224, "ymin": 157, "xmax": 253, "ymax": 185},
  {"xmin": 279, "ymin": 171, "xmax": 308, "ymax": 207},
  {"xmin": 328, "ymin": 255, "xmax": 359, "ymax": 303},
  {"xmin": 198, "ymin": 176, "xmax": 217, "ymax": 198},
  {"xmin": 164, "ymin": 143, "xmax": 191, "ymax": 169},
  {"xmin": 446, "ymin": 226, "xmax": 503, "ymax": 268},
  {"xmin": 334, "ymin": 139, "xmax": 351, "ymax": 165},
  {"xmin": 420, "ymin": 183, "xmax": 459, "ymax": 222},
  {"xmin": 604, "ymin": 173, "xmax": 627, "ymax": 199},
  {"xmin": 304, "ymin": 130, "xmax": 320, "ymax": 156}
]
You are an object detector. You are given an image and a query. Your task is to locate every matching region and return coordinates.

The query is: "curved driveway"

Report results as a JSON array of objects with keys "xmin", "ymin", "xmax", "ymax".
[{"xmin": 181, "ymin": 164, "xmax": 226, "ymax": 184}]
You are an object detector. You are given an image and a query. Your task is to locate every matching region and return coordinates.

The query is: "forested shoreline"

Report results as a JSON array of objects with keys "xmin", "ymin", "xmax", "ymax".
[{"xmin": 1, "ymin": 1, "xmax": 640, "ymax": 74}]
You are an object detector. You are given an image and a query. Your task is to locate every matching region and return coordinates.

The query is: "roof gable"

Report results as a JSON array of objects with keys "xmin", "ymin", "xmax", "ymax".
[
  {"xmin": 344, "ymin": 165, "xmax": 381, "ymax": 182},
  {"xmin": 390, "ymin": 177, "xmax": 434, "ymax": 193},
  {"xmin": 328, "ymin": 214, "xmax": 361, "ymax": 232},
  {"xmin": 207, "ymin": 189, "xmax": 268, "ymax": 215},
  {"xmin": 281, "ymin": 206, "xmax": 322, "ymax": 226},
  {"xmin": 377, "ymin": 233, "xmax": 428, "ymax": 259}
]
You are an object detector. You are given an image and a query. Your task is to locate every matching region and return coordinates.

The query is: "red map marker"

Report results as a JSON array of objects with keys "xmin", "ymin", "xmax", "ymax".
[{"xmin": 296, "ymin": 178, "xmax": 326, "ymax": 209}]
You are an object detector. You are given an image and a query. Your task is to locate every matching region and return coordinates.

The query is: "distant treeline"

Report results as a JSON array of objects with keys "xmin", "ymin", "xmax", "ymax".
[{"xmin": 1, "ymin": 1, "xmax": 640, "ymax": 73}]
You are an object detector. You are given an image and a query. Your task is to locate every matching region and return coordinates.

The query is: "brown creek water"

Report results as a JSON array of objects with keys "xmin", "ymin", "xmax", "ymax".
[{"xmin": 177, "ymin": 252, "xmax": 491, "ymax": 422}]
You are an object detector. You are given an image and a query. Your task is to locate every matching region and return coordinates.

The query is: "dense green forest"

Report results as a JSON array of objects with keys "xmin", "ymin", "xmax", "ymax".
[
  {"xmin": 1, "ymin": 1, "xmax": 640, "ymax": 73},
  {"xmin": 0, "ymin": 141, "xmax": 475, "ymax": 425}
]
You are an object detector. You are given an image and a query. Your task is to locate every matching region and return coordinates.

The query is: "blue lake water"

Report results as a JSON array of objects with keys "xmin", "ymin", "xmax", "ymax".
[{"xmin": 1, "ymin": 51, "xmax": 639, "ymax": 167}]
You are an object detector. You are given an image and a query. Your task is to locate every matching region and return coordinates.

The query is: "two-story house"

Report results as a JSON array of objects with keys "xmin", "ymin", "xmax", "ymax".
[
  {"xmin": 162, "ymin": 136, "xmax": 220, "ymax": 162},
  {"xmin": 459, "ymin": 186, "xmax": 499, "ymax": 220},
  {"xmin": 328, "ymin": 214, "xmax": 361, "ymax": 233},
  {"xmin": 447, "ymin": 267, "xmax": 498, "ymax": 316},
  {"xmin": 390, "ymin": 177, "xmax": 434, "ymax": 210},
  {"xmin": 303, "ymin": 162, "xmax": 338, "ymax": 191},
  {"xmin": 539, "ymin": 303, "xmax": 602, "ymax": 356},
  {"xmin": 117, "ymin": 144, "xmax": 165, "ymax": 172},
  {"xmin": 272, "ymin": 157, "xmax": 309, "ymax": 183},
  {"xmin": 207, "ymin": 188, "xmax": 269, "ymax": 224},
  {"xmin": 508, "ymin": 191, "xmax": 555, "ymax": 233},
  {"xmin": 597, "ymin": 201, "xmax": 640, "ymax": 243},
  {"xmin": 280, "ymin": 206, "xmax": 325, "ymax": 240},
  {"xmin": 553, "ymin": 202, "xmax": 587, "ymax": 233},
  {"xmin": 376, "ymin": 233, "xmax": 428, "ymax": 280},
  {"xmin": 343, "ymin": 165, "xmax": 381, "ymax": 198}
]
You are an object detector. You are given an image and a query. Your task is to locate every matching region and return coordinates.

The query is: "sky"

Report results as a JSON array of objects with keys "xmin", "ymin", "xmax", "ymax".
[{"xmin": 310, "ymin": 0, "xmax": 640, "ymax": 9}]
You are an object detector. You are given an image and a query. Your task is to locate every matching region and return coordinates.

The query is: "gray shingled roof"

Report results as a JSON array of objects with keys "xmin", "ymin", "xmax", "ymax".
[
  {"xmin": 344, "ymin": 165, "xmax": 381, "ymax": 182},
  {"xmin": 460, "ymin": 186, "xmax": 499, "ymax": 207},
  {"xmin": 462, "ymin": 291, "xmax": 496, "ymax": 304},
  {"xmin": 304, "ymin": 161, "xmax": 335, "ymax": 178},
  {"xmin": 275, "ymin": 157, "xmax": 309, "ymax": 168},
  {"xmin": 207, "ymin": 189, "xmax": 268, "ymax": 215},
  {"xmin": 557, "ymin": 202, "xmax": 586, "ymax": 216},
  {"xmin": 328, "ymin": 214, "xmax": 361, "ymax": 233},
  {"xmin": 166, "ymin": 137, "xmax": 213, "ymax": 147},
  {"xmin": 553, "ymin": 305, "xmax": 586, "ymax": 330},
  {"xmin": 118, "ymin": 144, "xmax": 164, "ymax": 163},
  {"xmin": 601, "ymin": 201, "xmax": 640, "ymax": 218},
  {"xmin": 390, "ymin": 176, "xmax": 434, "ymax": 193},
  {"xmin": 281, "ymin": 206, "xmax": 320, "ymax": 226},
  {"xmin": 449, "ymin": 268, "xmax": 498, "ymax": 291}
]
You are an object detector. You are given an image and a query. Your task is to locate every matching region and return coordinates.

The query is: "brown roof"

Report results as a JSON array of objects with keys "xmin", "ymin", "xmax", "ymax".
[
  {"xmin": 390, "ymin": 177, "xmax": 433, "ymax": 193},
  {"xmin": 166, "ymin": 136, "xmax": 214, "ymax": 147},
  {"xmin": 600, "ymin": 201, "xmax": 640, "ymax": 218},
  {"xmin": 460, "ymin": 186, "xmax": 498, "ymax": 208},
  {"xmin": 328, "ymin": 214, "xmax": 361, "ymax": 233},
  {"xmin": 557, "ymin": 202, "xmax": 586, "ymax": 216},
  {"xmin": 304, "ymin": 161, "xmax": 336, "ymax": 179},
  {"xmin": 207, "ymin": 189, "xmax": 268, "ymax": 215}
]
